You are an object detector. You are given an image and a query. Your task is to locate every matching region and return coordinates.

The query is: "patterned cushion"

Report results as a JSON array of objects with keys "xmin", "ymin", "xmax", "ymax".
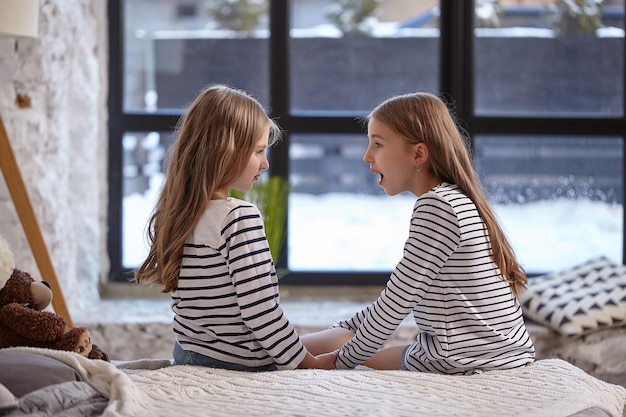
[{"xmin": 520, "ymin": 257, "xmax": 626, "ymax": 337}]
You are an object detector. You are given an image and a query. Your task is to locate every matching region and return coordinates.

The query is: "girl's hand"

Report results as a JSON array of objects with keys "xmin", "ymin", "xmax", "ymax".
[
  {"xmin": 297, "ymin": 350, "xmax": 338, "ymax": 369},
  {"xmin": 315, "ymin": 350, "xmax": 339, "ymax": 370}
]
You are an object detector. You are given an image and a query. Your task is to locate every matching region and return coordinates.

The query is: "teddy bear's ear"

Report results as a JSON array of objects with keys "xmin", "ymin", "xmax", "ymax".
[{"xmin": 0, "ymin": 236, "xmax": 15, "ymax": 290}]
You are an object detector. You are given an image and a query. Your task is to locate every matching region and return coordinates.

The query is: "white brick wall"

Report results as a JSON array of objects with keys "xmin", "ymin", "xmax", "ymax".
[{"xmin": 0, "ymin": 0, "xmax": 108, "ymax": 315}]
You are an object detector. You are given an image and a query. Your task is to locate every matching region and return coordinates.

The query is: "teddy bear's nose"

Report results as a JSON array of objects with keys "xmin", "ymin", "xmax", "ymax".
[{"xmin": 41, "ymin": 281, "xmax": 51, "ymax": 289}]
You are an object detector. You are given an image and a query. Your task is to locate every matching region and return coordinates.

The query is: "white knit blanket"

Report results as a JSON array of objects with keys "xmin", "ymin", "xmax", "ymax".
[{"xmin": 7, "ymin": 347, "xmax": 626, "ymax": 417}]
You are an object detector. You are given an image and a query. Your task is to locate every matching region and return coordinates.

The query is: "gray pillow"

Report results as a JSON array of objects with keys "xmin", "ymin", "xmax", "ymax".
[
  {"xmin": 0, "ymin": 351, "xmax": 83, "ymax": 397},
  {"xmin": 0, "ymin": 382, "xmax": 17, "ymax": 413}
]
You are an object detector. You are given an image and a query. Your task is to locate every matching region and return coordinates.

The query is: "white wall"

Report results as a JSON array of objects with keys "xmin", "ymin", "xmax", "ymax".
[{"xmin": 0, "ymin": 0, "xmax": 108, "ymax": 316}]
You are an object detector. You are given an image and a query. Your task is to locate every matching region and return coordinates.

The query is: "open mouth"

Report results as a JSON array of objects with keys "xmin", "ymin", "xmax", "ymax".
[{"xmin": 370, "ymin": 166, "xmax": 383, "ymax": 185}]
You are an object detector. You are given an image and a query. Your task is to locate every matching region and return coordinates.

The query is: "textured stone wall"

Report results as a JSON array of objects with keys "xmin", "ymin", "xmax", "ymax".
[{"xmin": 0, "ymin": 0, "xmax": 107, "ymax": 314}]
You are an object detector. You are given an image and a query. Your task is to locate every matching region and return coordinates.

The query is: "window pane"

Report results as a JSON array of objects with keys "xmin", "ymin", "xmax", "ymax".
[
  {"xmin": 289, "ymin": 1, "xmax": 440, "ymax": 113},
  {"xmin": 474, "ymin": 135, "xmax": 623, "ymax": 273},
  {"xmin": 288, "ymin": 134, "xmax": 414, "ymax": 271},
  {"xmin": 474, "ymin": 0, "xmax": 624, "ymax": 117},
  {"xmin": 123, "ymin": 0, "xmax": 270, "ymax": 112},
  {"xmin": 122, "ymin": 131, "xmax": 284, "ymax": 269},
  {"xmin": 122, "ymin": 131, "xmax": 169, "ymax": 268}
]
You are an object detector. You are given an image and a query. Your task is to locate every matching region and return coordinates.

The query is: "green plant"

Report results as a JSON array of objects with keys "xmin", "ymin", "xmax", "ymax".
[
  {"xmin": 204, "ymin": 0, "xmax": 268, "ymax": 35},
  {"xmin": 230, "ymin": 176, "xmax": 290, "ymax": 277},
  {"xmin": 546, "ymin": 0, "xmax": 604, "ymax": 35},
  {"xmin": 325, "ymin": 0, "xmax": 381, "ymax": 36}
]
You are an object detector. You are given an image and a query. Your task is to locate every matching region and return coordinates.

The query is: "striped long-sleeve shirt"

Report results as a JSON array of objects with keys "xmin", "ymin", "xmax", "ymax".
[
  {"xmin": 171, "ymin": 198, "xmax": 306, "ymax": 370},
  {"xmin": 333, "ymin": 183, "xmax": 535, "ymax": 374}
]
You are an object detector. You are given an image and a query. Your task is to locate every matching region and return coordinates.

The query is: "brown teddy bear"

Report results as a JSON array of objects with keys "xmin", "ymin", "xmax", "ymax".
[{"xmin": 0, "ymin": 237, "xmax": 108, "ymax": 361}]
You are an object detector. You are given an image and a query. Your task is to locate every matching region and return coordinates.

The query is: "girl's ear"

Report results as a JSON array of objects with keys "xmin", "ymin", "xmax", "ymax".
[{"xmin": 413, "ymin": 142, "xmax": 429, "ymax": 166}]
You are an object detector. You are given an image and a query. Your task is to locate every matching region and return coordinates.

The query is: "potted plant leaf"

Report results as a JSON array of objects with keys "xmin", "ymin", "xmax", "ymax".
[{"xmin": 230, "ymin": 175, "xmax": 290, "ymax": 278}]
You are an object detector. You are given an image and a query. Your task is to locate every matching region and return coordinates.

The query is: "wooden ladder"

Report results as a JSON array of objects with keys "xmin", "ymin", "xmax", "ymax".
[{"xmin": 0, "ymin": 114, "xmax": 73, "ymax": 327}]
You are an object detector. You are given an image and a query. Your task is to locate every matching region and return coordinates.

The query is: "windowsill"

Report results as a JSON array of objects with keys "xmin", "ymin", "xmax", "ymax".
[
  {"xmin": 99, "ymin": 282, "xmax": 384, "ymax": 301},
  {"xmin": 99, "ymin": 281, "xmax": 171, "ymax": 300}
]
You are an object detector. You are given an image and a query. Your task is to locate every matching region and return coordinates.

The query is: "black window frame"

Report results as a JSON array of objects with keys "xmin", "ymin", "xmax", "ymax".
[{"xmin": 107, "ymin": 0, "xmax": 626, "ymax": 284}]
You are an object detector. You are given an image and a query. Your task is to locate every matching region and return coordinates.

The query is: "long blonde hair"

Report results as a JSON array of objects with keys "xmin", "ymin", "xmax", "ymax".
[
  {"xmin": 368, "ymin": 92, "xmax": 527, "ymax": 297},
  {"xmin": 135, "ymin": 85, "xmax": 281, "ymax": 292}
]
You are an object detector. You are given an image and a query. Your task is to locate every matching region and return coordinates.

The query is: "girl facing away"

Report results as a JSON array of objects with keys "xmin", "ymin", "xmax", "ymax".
[
  {"xmin": 134, "ymin": 85, "xmax": 335, "ymax": 371},
  {"xmin": 302, "ymin": 92, "xmax": 536, "ymax": 374}
]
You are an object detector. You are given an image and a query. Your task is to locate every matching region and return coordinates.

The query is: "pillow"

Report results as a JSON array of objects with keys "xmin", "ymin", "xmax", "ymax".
[
  {"xmin": 520, "ymin": 256, "xmax": 626, "ymax": 337},
  {"xmin": 0, "ymin": 351, "xmax": 83, "ymax": 398}
]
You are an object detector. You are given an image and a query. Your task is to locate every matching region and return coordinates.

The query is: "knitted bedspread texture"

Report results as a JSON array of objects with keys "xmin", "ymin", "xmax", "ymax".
[{"xmin": 6, "ymin": 347, "xmax": 626, "ymax": 417}]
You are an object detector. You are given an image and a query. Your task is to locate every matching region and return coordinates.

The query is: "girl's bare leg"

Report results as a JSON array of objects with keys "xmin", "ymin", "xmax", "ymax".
[
  {"xmin": 363, "ymin": 345, "xmax": 406, "ymax": 370},
  {"xmin": 301, "ymin": 328, "xmax": 355, "ymax": 355}
]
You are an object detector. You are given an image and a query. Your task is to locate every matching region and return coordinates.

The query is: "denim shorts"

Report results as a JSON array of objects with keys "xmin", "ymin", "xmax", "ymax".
[
  {"xmin": 400, "ymin": 344, "xmax": 411, "ymax": 370},
  {"xmin": 173, "ymin": 342, "xmax": 277, "ymax": 372}
]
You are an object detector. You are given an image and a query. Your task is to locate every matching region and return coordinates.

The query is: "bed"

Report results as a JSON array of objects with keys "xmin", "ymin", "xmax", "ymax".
[{"xmin": 1, "ymin": 347, "xmax": 624, "ymax": 417}]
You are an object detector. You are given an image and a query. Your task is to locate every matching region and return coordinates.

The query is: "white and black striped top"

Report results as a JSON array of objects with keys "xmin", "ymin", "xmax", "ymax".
[
  {"xmin": 334, "ymin": 183, "xmax": 535, "ymax": 374},
  {"xmin": 171, "ymin": 198, "xmax": 306, "ymax": 370}
]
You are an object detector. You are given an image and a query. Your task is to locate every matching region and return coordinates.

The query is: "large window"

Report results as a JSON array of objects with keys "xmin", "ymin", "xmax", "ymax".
[{"xmin": 108, "ymin": 0, "xmax": 625, "ymax": 284}]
